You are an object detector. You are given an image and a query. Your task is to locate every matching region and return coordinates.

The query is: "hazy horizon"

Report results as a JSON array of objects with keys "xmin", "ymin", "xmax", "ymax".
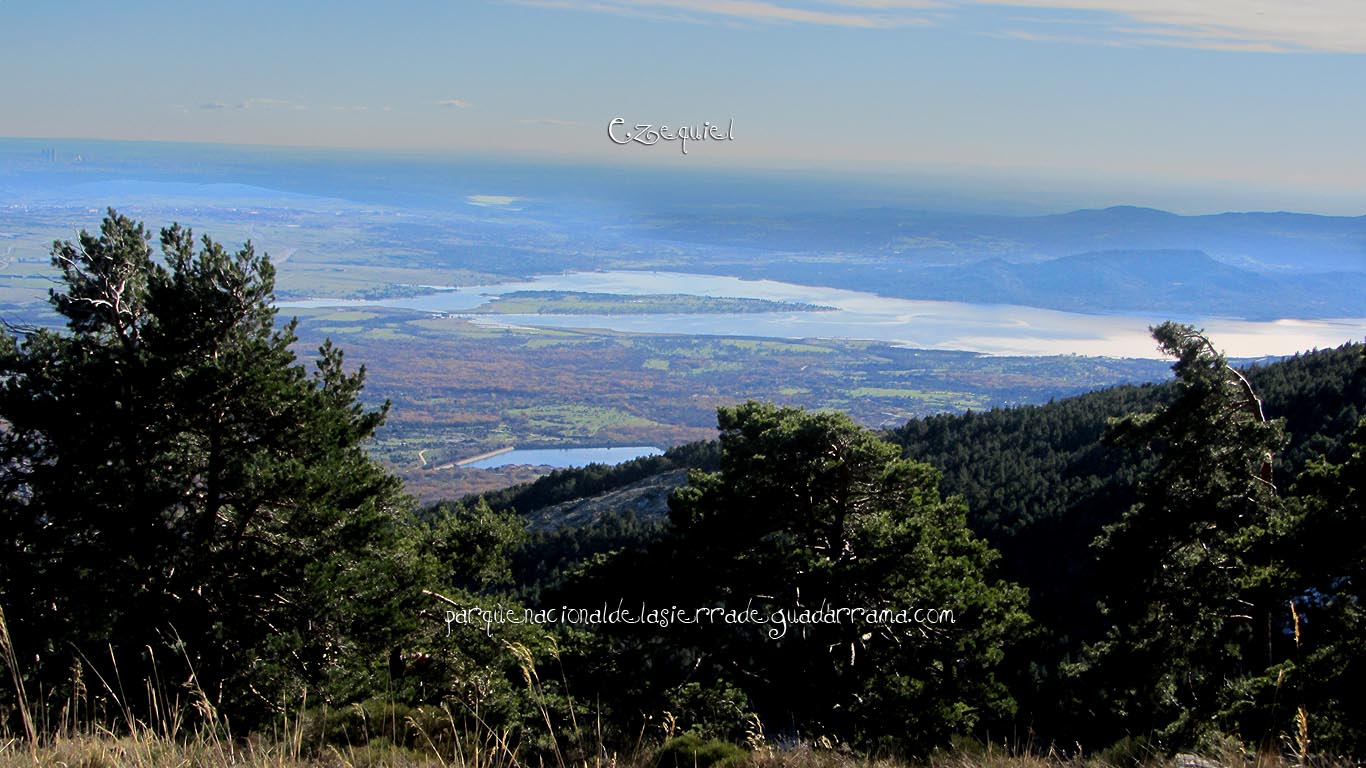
[
  {"xmin": 3, "ymin": 1, "xmax": 1365, "ymax": 215},
  {"xmin": 2, "ymin": 135, "xmax": 1363, "ymax": 219}
]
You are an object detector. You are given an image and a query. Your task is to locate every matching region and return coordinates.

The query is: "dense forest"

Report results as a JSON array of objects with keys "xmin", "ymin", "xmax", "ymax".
[
  {"xmin": 1, "ymin": 212, "xmax": 1364, "ymax": 764},
  {"xmin": 490, "ymin": 336, "xmax": 1366, "ymax": 756}
]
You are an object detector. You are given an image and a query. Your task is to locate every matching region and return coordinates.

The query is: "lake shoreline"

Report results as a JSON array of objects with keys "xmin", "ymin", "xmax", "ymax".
[{"xmin": 280, "ymin": 270, "xmax": 1366, "ymax": 359}]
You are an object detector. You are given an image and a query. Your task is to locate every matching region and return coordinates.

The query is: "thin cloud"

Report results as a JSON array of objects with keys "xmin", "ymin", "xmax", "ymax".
[
  {"xmin": 519, "ymin": 117, "xmax": 582, "ymax": 126},
  {"xmin": 505, "ymin": 0, "xmax": 1365, "ymax": 51},
  {"xmin": 248, "ymin": 97, "xmax": 299, "ymax": 108},
  {"xmin": 511, "ymin": 0, "xmax": 710, "ymax": 24},
  {"xmin": 995, "ymin": 27, "xmax": 1290, "ymax": 53},
  {"xmin": 509, "ymin": 0, "xmax": 934, "ymax": 28},
  {"xmin": 975, "ymin": 0, "xmax": 1366, "ymax": 53},
  {"xmin": 438, "ymin": 98, "xmax": 474, "ymax": 109},
  {"xmin": 830, "ymin": 0, "xmax": 943, "ymax": 7},
  {"xmin": 200, "ymin": 97, "xmax": 307, "ymax": 110}
]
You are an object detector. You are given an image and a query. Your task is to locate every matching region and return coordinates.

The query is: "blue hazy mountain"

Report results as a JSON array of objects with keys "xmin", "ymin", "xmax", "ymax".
[
  {"xmin": 640, "ymin": 205, "xmax": 1366, "ymax": 274},
  {"xmin": 2, "ymin": 138, "xmax": 1361, "ymax": 321},
  {"xmin": 904, "ymin": 250, "xmax": 1366, "ymax": 319}
]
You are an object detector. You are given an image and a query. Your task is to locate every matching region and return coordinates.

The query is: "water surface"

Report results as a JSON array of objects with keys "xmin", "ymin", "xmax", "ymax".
[
  {"xmin": 282, "ymin": 271, "xmax": 1366, "ymax": 358},
  {"xmin": 462, "ymin": 445, "xmax": 664, "ymax": 469}
]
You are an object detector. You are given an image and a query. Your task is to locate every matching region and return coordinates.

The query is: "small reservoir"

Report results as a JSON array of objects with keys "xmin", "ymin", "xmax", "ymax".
[{"xmin": 461, "ymin": 445, "xmax": 664, "ymax": 470}]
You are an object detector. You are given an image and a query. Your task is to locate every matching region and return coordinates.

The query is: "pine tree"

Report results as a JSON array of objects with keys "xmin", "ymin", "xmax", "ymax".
[
  {"xmin": 1081, "ymin": 322, "xmax": 1286, "ymax": 748},
  {"xmin": 665, "ymin": 402, "xmax": 1029, "ymax": 752},
  {"xmin": 0, "ymin": 210, "xmax": 413, "ymax": 726}
]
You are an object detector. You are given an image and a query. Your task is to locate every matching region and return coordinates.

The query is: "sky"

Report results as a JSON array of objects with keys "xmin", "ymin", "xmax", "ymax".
[{"xmin": 2, "ymin": 0, "xmax": 1364, "ymax": 213}]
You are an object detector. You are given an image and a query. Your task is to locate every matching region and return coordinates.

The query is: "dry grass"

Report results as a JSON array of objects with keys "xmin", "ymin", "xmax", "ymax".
[
  {"xmin": 4, "ymin": 725, "xmax": 1364, "ymax": 768},
  {"xmin": 3, "ymin": 608, "xmax": 1360, "ymax": 768}
]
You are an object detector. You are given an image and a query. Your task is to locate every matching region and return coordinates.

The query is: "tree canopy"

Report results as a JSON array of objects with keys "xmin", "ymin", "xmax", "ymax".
[
  {"xmin": 1078, "ymin": 323, "xmax": 1287, "ymax": 745},
  {"xmin": 671, "ymin": 403, "xmax": 1031, "ymax": 751},
  {"xmin": 0, "ymin": 210, "xmax": 415, "ymax": 726},
  {"xmin": 549, "ymin": 402, "xmax": 1029, "ymax": 753}
]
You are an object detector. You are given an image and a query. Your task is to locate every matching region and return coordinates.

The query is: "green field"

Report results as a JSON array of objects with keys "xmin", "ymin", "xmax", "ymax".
[{"xmin": 272, "ymin": 308, "xmax": 1172, "ymax": 500}]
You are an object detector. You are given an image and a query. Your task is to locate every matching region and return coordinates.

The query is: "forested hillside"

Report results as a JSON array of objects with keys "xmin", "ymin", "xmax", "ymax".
[
  {"xmin": 889, "ymin": 341, "xmax": 1365, "ymax": 744},
  {"xmin": 498, "ymin": 339, "xmax": 1366, "ymax": 753},
  {"xmin": 3, "ymin": 212, "xmax": 1364, "ymax": 764},
  {"xmin": 502, "ymin": 343, "xmax": 1364, "ymax": 608}
]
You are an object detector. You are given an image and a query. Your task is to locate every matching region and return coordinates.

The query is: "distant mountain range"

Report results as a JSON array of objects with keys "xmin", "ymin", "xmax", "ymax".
[
  {"xmin": 635, "ymin": 205, "xmax": 1365, "ymax": 319},
  {"xmin": 644, "ymin": 205, "xmax": 1366, "ymax": 274},
  {"xmin": 905, "ymin": 249, "xmax": 1366, "ymax": 319},
  {"xmin": 3, "ymin": 138, "xmax": 1360, "ymax": 321}
]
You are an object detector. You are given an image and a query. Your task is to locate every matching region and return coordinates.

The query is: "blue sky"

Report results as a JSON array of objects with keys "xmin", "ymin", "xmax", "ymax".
[{"xmin": 2, "ymin": 0, "xmax": 1364, "ymax": 212}]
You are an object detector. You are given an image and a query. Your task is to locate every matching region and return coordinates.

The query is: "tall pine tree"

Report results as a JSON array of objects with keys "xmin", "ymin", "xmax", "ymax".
[
  {"xmin": 1081, "ymin": 322, "xmax": 1286, "ymax": 748},
  {"xmin": 665, "ymin": 402, "xmax": 1029, "ymax": 753},
  {"xmin": 0, "ymin": 210, "xmax": 416, "ymax": 727}
]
